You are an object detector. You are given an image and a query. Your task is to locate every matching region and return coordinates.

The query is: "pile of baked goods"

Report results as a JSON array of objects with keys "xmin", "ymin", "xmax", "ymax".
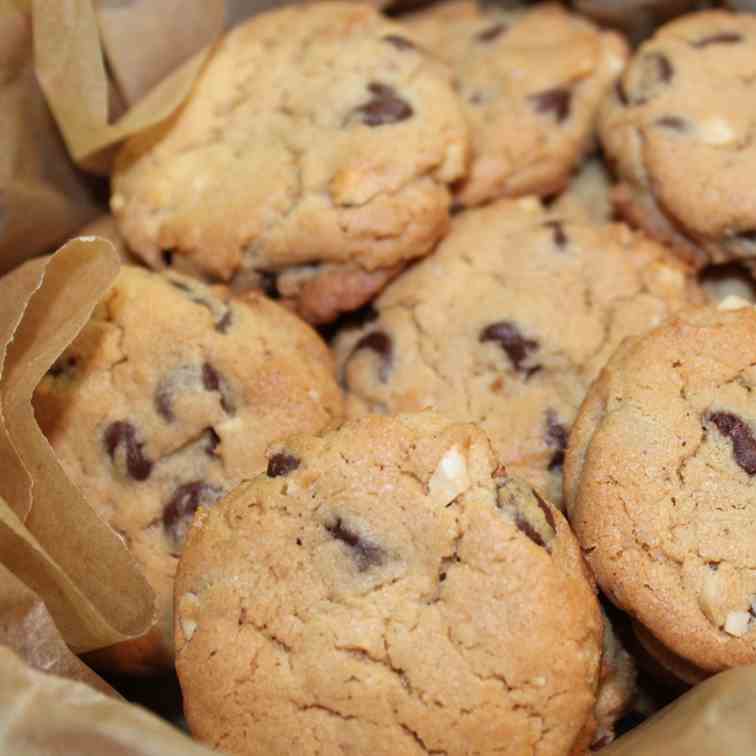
[{"xmin": 8, "ymin": 0, "xmax": 756, "ymax": 754}]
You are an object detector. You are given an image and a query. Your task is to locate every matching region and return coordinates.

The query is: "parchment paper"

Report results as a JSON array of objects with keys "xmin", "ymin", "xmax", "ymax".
[
  {"xmin": 0, "ymin": 238, "xmax": 154, "ymax": 655},
  {"xmin": 0, "ymin": 646, "xmax": 218, "ymax": 755}
]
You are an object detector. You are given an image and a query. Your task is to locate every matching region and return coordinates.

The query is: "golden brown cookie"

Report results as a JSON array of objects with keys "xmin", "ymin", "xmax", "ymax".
[
  {"xmin": 175, "ymin": 413, "xmax": 603, "ymax": 755},
  {"xmin": 34, "ymin": 266, "xmax": 343, "ymax": 673},
  {"xmin": 111, "ymin": 2, "xmax": 469, "ymax": 323},
  {"xmin": 566, "ymin": 302, "xmax": 756, "ymax": 676},
  {"xmin": 334, "ymin": 198, "xmax": 704, "ymax": 506},
  {"xmin": 405, "ymin": 2, "xmax": 627, "ymax": 207}
]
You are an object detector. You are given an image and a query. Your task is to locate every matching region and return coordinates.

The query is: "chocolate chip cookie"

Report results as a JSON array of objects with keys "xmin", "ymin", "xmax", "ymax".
[
  {"xmin": 334, "ymin": 199, "xmax": 703, "ymax": 506},
  {"xmin": 548, "ymin": 155, "xmax": 615, "ymax": 225},
  {"xmin": 565, "ymin": 301, "xmax": 756, "ymax": 676},
  {"xmin": 111, "ymin": 2, "xmax": 469, "ymax": 324},
  {"xmin": 175, "ymin": 412, "xmax": 603, "ymax": 755},
  {"xmin": 600, "ymin": 11, "xmax": 756, "ymax": 269},
  {"xmin": 405, "ymin": 2, "xmax": 627, "ymax": 208},
  {"xmin": 33, "ymin": 266, "xmax": 343, "ymax": 673}
]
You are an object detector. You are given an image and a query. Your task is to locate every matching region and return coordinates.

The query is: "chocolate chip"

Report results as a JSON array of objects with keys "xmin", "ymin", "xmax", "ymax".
[
  {"xmin": 267, "ymin": 453, "xmax": 300, "ymax": 478},
  {"xmin": 215, "ymin": 309, "xmax": 232, "ymax": 333},
  {"xmin": 543, "ymin": 220, "xmax": 567, "ymax": 249},
  {"xmin": 476, "ymin": 22, "xmax": 507, "ymax": 42},
  {"xmin": 655, "ymin": 115, "xmax": 687, "ymax": 131},
  {"xmin": 615, "ymin": 79, "xmax": 629, "ymax": 106},
  {"xmin": 104, "ymin": 421, "xmax": 153, "ymax": 481},
  {"xmin": 202, "ymin": 362, "xmax": 235, "ymax": 414},
  {"xmin": 383, "ymin": 34, "xmax": 416, "ymax": 51},
  {"xmin": 47, "ymin": 355, "xmax": 78, "ymax": 378},
  {"xmin": 161, "ymin": 250, "xmax": 174, "ymax": 267},
  {"xmin": 545, "ymin": 410, "xmax": 568, "ymax": 471},
  {"xmin": 205, "ymin": 428, "xmax": 221, "ymax": 456},
  {"xmin": 736, "ymin": 230, "xmax": 756, "ymax": 244},
  {"xmin": 529, "ymin": 87, "xmax": 570, "ymax": 123},
  {"xmin": 480, "ymin": 321, "xmax": 540, "ymax": 374},
  {"xmin": 349, "ymin": 331, "xmax": 393, "ymax": 383},
  {"xmin": 258, "ymin": 271, "xmax": 280, "ymax": 299},
  {"xmin": 354, "ymin": 83, "xmax": 413, "ymax": 127},
  {"xmin": 708, "ymin": 411, "xmax": 756, "ymax": 475},
  {"xmin": 627, "ymin": 52, "xmax": 673, "ymax": 105},
  {"xmin": 163, "ymin": 480, "xmax": 224, "ymax": 547},
  {"xmin": 154, "ymin": 381, "xmax": 175, "ymax": 422},
  {"xmin": 533, "ymin": 489, "xmax": 556, "ymax": 532},
  {"xmin": 514, "ymin": 513, "xmax": 547, "ymax": 548},
  {"xmin": 692, "ymin": 32, "xmax": 743, "ymax": 48},
  {"xmin": 325, "ymin": 517, "xmax": 385, "ymax": 571}
]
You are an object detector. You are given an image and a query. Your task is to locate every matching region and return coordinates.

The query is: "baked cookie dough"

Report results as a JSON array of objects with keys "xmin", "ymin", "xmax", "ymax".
[
  {"xmin": 334, "ymin": 198, "xmax": 703, "ymax": 505},
  {"xmin": 111, "ymin": 2, "xmax": 469, "ymax": 323},
  {"xmin": 34, "ymin": 266, "xmax": 343, "ymax": 672},
  {"xmin": 600, "ymin": 11, "xmax": 756, "ymax": 269},
  {"xmin": 175, "ymin": 412, "xmax": 603, "ymax": 755},
  {"xmin": 405, "ymin": 2, "xmax": 627, "ymax": 207},
  {"xmin": 566, "ymin": 302, "xmax": 756, "ymax": 676}
]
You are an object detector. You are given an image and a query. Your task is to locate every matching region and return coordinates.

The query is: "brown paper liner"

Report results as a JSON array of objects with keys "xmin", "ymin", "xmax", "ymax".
[
  {"xmin": 0, "ymin": 0, "xmax": 99, "ymax": 274},
  {"xmin": 0, "ymin": 238, "xmax": 155, "ymax": 654},
  {"xmin": 0, "ymin": 561, "xmax": 117, "ymax": 697},
  {"xmin": 0, "ymin": 647, "xmax": 217, "ymax": 755}
]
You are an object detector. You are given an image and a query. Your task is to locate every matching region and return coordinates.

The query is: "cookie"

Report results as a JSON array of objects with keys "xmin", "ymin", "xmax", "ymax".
[
  {"xmin": 565, "ymin": 301, "xmax": 756, "ymax": 676},
  {"xmin": 175, "ymin": 412, "xmax": 603, "ymax": 755},
  {"xmin": 405, "ymin": 2, "xmax": 627, "ymax": 207},
  {"xmin": 333, "ymin": 198, "xmax": 704, "ymax": 506},
  {"xmin": 111, "ymin": 2, "xmax": 469, "ymax": 324},
  {"xmin": 33, "ymin": 266, "xmax": 343, "ymax": 673},
  {"xmin": 700, "ymin": 262, "xmax": 756, "ymax": 306},
  {"xmin": 600, "ymin": 11, "xmax": 756, "ymax": 269},
  {"xmin": 547, "ymin": 155, "xmax": 614, "ymax": 225}
]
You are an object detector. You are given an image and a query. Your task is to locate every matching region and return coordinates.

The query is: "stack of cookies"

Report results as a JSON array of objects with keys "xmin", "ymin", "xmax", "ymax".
[{"xmin": 29, "ymin": 1, "xmax": 756, "ymax": 754}]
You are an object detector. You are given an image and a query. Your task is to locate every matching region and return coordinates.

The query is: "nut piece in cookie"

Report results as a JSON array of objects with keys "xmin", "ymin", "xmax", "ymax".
[
  {"xmin": 34, "ymin": 266, "xmax": 343, "ymax": 673},
  {"xmin": 566, "ymin": 304, "xmax": 756, "ymax": 677},
  {"xmin": 111, "ymin": 3, "xmax": 469, "ymax": 323},
  {"xmin": 333, "ymin": 197, "xmax": 704, "ymax": 506},
  {"xmin": 175, "ymin": 413, "xmax": 603, "ymax": 755}
]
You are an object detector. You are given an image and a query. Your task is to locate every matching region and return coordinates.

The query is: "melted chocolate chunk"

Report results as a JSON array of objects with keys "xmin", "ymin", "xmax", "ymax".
[
  {"xmin": 545, "ymin": 410, "xmax": 568, "ymax": 471},
  {"xmin": 692, "ymin": 32, "xmax": 743, "ymax": 48},
  {"xmin": 104, "ymin": 421, "xmax": 153, "ymax": 481},
  {"xmin": 215, "ymin": 309, "xmax": 232, "ymax": 334},
  {"xmin": 543, "ymin": 220, "xmax": 567, "ymax": 249},
  {"xmin": 627, "ymin": 52, "xmax": 673, "ymax": 105},
  {"xmin": 47, "ymin": 355, "xmax": 78, "ymax": 378},
  {"xmin": 202, "ymin": 362, "xmax": 235, "ymax": 414},
  {"xmin": 615, "ymin": 79, "xmax": 629, "ymax": 106},
  {"xmin": 348, "ymin": 331, "xmax": 393, "ymax": 383},
  {"xmin": 326, "ymin": 517, "xmax": 385, "ymax": 571},
  {"xmin": 655, "ymin": 115, "xmax": 687, "ymax": 131},
  {"xmin": 258, "ymin": 271, "xmax": 280, "ymax": 299},
  {"xmin": 154, "ymin": 381, "xmax": 175, "ymax": 422},
  {"xmin": 529, "ymin": 87, "xmax": 570, "ymax": 123},
  {"xmin": 533, "ymin": 489, "xmax": 556, "ymax": 532},
  {"xmin": 267, "ymin": 453, "xmax": 301, "ymax": 478},
  {"xmin": 708, "ymin": 411, "xmax": 756, "ymax": 475},
  {"xmin": 161, "ymin": 250, "xmax": 175, "ymax": 267},
  {"xmin": 383, "ymin": 34, "xmax": 416, "ymax": 51},
  {"xmin": 480, "ymin": 321, "xmax": 540, "ymax": 374},
  {"xmin": 205, "ymin": 428, "xmax": 221, "ymax": 456},
  {"xmin": 354, "ymin": 83, "xmax": 413, "ymax": 127},
  {"xmin": 514, "ymin": 513, "xmax": 547, "ymax": 549},
  {"xmin": 476, "ymin": 22, "xmax": 507, "ymax": 42},
  {"xmin": 163, "ymin": 480, "xmax": 224, "ymax": 547}
]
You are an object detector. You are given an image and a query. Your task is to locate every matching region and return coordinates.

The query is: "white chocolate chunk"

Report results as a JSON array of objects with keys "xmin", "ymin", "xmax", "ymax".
[
  {"xmin": 429, "ymin": 446, "xmax": 470, "ymax": 506},
  {"xmin": 724, "ymin": 610, "xmax": 751, "ymax": 637},
  {"xmin": 718, "ymin": 294, "xmax": 753, "ymax": 311},
  {"xmin": 699, "ymin": 117, "xmax": 736, "ymax": 146}
]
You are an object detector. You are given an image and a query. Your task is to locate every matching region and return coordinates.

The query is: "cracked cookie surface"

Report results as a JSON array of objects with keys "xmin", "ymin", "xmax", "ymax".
[
  {"xmin": 111, "ymin": 2, "xmax": 469, "ymax": 323},
  {"xmin": 600, "ymin": 11, "xmax": 756, "ymax": 269},
  {"xmin": 333, "ymin": 198, "xmax": 703, "ymax": 506},
  {"xmin": 33, "ymin": 266, "xmax": 343, "ymax": 672},
  {"xmin": 565, "ymin": 303, "xmax": 756, "ymax": 675},
  {"xmin": 405, "ymin": 2, "xmax": 627, "ymax": 207},
  {"xmin": 175, "ymin": 412, "xmax": 602, "ymax": 756}
]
